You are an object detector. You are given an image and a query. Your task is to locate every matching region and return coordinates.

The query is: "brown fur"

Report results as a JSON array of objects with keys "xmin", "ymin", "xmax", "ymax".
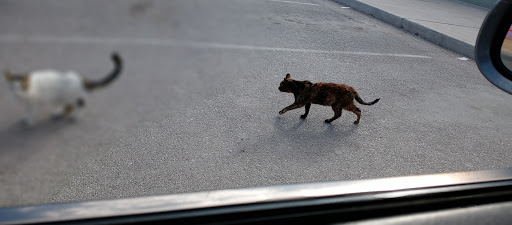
[
  {"xmin": 278, "ymin": 73, "xmax": 379, "ymax": 124},
  {"xmin": 4, "ymin": 70, "xmax": 30, "ymax": 92},
  {"xmin": 4, "ymin": 70, "xmax": 15, "ymax": 82},
  {"xmin": 20, "ymin": 75, "xmax": 30, "ymax": 91}
]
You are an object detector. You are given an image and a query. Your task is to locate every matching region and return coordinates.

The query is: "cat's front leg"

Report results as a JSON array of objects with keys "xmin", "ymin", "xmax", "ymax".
[
  {"xmin": 301, "ymin": 103, "xmax": 311, "ymax": 119},
  {"xmin": 279, "ymin": 103, "xmax": 305, "ymax": 115},
  {"xmin": 23, "ymin": 105, "xmax": 35, "ymax": 126}
]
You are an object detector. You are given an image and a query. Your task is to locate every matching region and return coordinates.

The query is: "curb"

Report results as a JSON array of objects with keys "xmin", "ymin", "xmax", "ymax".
[{"xmin": 331, "ymin": 0, "xmax": 475, "ymax": 59}]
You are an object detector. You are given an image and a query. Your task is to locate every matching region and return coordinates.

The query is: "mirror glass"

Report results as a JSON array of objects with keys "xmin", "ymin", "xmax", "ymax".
[{"xmin": 501, "ymin": 25, "xmax": 512, "ymax": 70}]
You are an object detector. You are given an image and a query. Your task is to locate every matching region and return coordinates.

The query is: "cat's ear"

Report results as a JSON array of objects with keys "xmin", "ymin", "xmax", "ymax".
[
  {"xmin": 285, "ymin": 73, "xmax": 291, "ymax": 79},
  {"xmin": 4, "ymin": 70, "xmax": 14, "ymax": 81}
]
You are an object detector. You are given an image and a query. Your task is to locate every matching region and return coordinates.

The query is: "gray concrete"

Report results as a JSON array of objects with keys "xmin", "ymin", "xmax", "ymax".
[
  {"xmin": 332, "ymin": 0, "xmax": 489, "ymax": 58},
  {"xmin": 1, "ymin": 0, "xmax": 512, "ymax": 208}
]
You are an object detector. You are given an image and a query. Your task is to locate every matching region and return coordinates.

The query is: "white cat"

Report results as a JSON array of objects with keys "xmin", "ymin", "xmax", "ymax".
[{"xmin": 4, "ymin": 52, "xmax": 122, "ymax": 125}]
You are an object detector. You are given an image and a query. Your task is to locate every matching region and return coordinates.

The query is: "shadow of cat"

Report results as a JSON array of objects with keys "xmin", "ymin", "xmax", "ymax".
[
  {"xmin": 273, "ymin": 116, "xmax": 358, "ymax": 138},
  {"xmin": 0, "ymin": 118, "xmax": 75, "ymax": 157},
  {"xmin": 232, "ymin": 116, "xmax": 360, "ymax": 158}
]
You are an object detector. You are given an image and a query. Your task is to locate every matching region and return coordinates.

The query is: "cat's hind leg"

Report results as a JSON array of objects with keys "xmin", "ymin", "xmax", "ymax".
[
  {"xmin": 325, "ymin": 104, "xmax": 342, "ymax": 123},
  {"xmin": 52, "ymin": 104, "xmax": 74, "ymax": 120},
  {"xmin": 70, "ymin": 98, "xmax": 85, "ymax": 118},
  {"xmin": 343, "ymin": 102, "xmax": 361, "ymax": 124}
]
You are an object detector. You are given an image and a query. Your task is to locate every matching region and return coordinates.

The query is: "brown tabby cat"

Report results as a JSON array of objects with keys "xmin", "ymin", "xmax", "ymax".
[{"xmin": 278, "ymin": 73, "xmax": 379, "ymax": 124}]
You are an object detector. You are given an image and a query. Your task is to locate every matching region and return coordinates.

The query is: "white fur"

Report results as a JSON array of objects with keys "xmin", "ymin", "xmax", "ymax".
[{"xmin": 8, "ymin": 70, "xmax": 86, "ymax": 125}]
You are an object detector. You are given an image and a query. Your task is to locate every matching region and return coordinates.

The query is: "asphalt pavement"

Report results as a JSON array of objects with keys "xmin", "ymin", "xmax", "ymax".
[{"xmin": 1, "ymin": 0, "xmax": 512, "ymax": 208}]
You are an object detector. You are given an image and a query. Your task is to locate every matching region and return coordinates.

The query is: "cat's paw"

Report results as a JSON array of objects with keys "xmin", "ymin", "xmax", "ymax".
[
  {"xmin": 66, "ymin": 116, "xmax": 78, "ymax": 124},
  {"xmin": 20, "ymin": 119, "xmax": 33, "ymax": 128},
  {"xmin": 51, "ymin": 114, "xmax": 65, "ymax": 121},
  {"xmin": 324, "ymin": 119, "xmax": 331, "ymax": 123},
  {"xmin": 279, "ymin": 110, "xmax": 286, "ymax": 115},
  {"xmin": 353, "ymin": 120, "xmax": 359, "ymax": 124},
  {"xmin": 300, "ymin": 115, "xmax": 307, "ymax": 119}
]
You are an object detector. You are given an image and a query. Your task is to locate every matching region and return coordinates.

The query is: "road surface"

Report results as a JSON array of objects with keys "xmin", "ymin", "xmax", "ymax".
[{"xmin": 1, "ymin": 0, "xmax": 512, "ymax": 207}]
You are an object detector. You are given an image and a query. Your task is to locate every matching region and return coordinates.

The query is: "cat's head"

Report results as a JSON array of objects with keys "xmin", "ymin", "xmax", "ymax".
[
  {"xmin": 278, "ymin": 73, "xmax": 312, "ymax": 93},
  {"xmin": 4, "ymin": 70, "xmax": 29, "ymax": 93},
  {"xmin": 4, "ymin": 70, "xmax": 15, "ymax": 81}
]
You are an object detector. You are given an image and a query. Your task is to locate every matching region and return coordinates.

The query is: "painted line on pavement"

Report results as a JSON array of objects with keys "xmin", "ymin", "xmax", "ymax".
[
  {"xmin": 0, "ymin": 35, "xmax": 431, "ymax": 59},
  {"xmin": 268, "ymin": 0, "xmax": 320, "ymax": 6}
]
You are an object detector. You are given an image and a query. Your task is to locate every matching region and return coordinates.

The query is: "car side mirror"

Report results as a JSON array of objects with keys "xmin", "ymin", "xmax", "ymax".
[{"xmin": 475, "ymin": 0, "xmax": 512, "ymax": 94}]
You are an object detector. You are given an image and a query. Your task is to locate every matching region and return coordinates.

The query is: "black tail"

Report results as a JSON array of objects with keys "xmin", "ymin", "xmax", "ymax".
[
  {"xmin": 83, "ymin": 52, "xmax": 123, "ymax": 91},
  {"xmin": 355, "ymin": 93, "xmax": 379, "ymax": 105}
]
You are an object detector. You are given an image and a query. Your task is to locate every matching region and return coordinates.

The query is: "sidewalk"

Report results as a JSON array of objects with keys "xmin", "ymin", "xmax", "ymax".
[{"xmin": 331, "ymin": 0, "xmax": 490, "ymax": 59}]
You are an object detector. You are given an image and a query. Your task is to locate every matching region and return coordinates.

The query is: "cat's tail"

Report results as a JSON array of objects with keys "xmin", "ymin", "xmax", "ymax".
[
  {"xmin": 83, "ymin": 52, "xmax": 123, "ymax": 92},
  {"xmin": 355, "ymin": 93, "xmax": 380, "ymax": 105}
]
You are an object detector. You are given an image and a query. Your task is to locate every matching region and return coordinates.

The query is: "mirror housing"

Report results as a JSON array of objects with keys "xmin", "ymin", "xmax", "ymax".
[{"xmin": 475, "ymin": 0, "xmax": 512, "ymax": 94}]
